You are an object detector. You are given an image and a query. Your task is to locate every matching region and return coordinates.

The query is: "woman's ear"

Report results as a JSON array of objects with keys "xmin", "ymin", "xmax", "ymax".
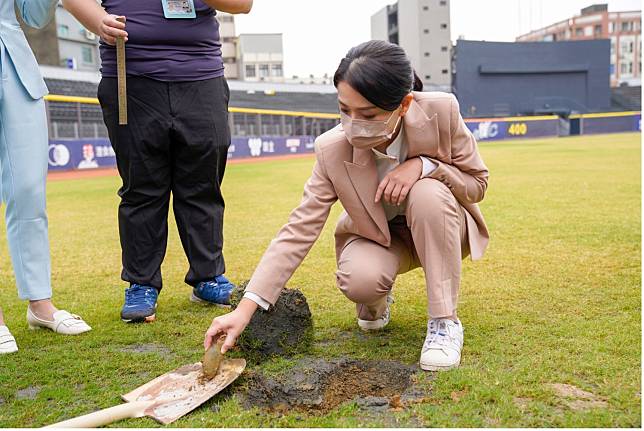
[{"xmin": 399, "ymin": 93, "xmax": 414, "ymax": 116}]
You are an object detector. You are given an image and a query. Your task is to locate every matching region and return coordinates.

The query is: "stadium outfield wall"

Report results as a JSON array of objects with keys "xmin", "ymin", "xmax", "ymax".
[{"xmin": 44, "ymin": 95, "xmax": 641, "ymax": 171}]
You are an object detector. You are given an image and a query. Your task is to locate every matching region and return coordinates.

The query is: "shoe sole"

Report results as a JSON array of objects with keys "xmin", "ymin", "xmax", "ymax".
[
  {"xmin": 419, "ymin": 360, "xmax": 461, "ymax": 371},
  {"xmin": 121, "ymin": 314, "xmax": 156, "ymax": 324},
  {"xmin": 28, "ymin": 324, "xmax": 92, "ymax": 335},
  {"xmin": 190, "ymin": 293, "xmax": 231, "ymax": 309},
  {"xmin": 358, "ymin": 318, "xmax": 390, "ymax": 331}
]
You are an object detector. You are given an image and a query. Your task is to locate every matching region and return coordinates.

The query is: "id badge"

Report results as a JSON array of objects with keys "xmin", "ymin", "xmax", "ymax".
[{"xmin": 162, "ymin": 0, "xmax": 197, "ymax": 19}]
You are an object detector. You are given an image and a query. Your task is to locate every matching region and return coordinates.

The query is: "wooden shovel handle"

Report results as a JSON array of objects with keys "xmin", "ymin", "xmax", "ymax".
[{"xmin": 44, "ymin": 400, "xmax": 154, "ymax": 428}]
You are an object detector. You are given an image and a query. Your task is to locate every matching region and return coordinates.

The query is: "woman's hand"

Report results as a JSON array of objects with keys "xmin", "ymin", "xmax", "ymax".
[
  {"xmin": 375, "ymin": 157, "xmax": 423, "ymax": 206},
  {"xmin": 204, "ymin": 298, "xmax": 258, "ymax": 353},
  {"xmin": 98, "ymin": 14, "xmax": 128, "ymax": 46}
]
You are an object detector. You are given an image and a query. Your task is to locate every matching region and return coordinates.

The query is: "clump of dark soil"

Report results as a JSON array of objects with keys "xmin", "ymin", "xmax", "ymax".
[
  {"xmin": 230, "ymin": 281, "xmax": 313, "ymax": 360},
  {"xmin": 236, "ymin": 358, "xmax": 425, "ymax": 415}
]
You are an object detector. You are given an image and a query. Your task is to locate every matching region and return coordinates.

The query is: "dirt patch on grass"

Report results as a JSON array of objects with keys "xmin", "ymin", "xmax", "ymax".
[
  {"xmin": 513, "ymin": 396, "xmax": 532, "ymax": 411},
  {"xmin": 547, "ymin": 383, "xmax": 608, "ymax": 411},
  {"xmin": 15, "ymin": 386, "xmax": 41, "ymax": 400},
  {"xmin": 237, "ymin": 358, "xmax": 427, "ymax": 415},
  {"xmin": 231, "ymin": 283, "xmax": 313, "ymax": 360},
  {"xmin": 119, "ymin": 343, "xmax": 173, "ymax": 359}
]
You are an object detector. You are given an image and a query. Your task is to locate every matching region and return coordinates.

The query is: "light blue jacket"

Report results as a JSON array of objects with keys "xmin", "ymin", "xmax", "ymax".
[{"xmin": 0, "ymin": 0, "xmax": 57, "ymax": 100}]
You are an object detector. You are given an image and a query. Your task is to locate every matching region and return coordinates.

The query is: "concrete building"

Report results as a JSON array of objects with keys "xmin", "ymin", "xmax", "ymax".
[
  {"xmin": 217, "ymin": 12, "xmax": 239, "ymax": 80},
  {"xmin": 21, "ymin": 2, "xmax": 100, "ymax": 72},
  {"xmin": 517, "ymin": 4, "xmax": 641, "ymax": 87},
  {"xmin": 237, "ymin": 33, "xmax": 284, "ymax": 82},
  {"xmin": 371, "ymin": 0, "xmax": 452, "ymax": 91}
]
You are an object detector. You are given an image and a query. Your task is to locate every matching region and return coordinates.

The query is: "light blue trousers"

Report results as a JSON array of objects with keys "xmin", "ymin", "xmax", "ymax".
[{"xmin": 0, "ymin": 46, "xmax": 51, "ymax": 301}]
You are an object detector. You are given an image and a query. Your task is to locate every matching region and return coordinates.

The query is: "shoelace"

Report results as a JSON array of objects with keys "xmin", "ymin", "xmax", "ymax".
[
  {"xmin": 424, "ymin": 319, "xmax": 453, "ymax": 349},
  {"xmin": 126, "ymin": 287, "xmax": 156, "ymax": 307}
]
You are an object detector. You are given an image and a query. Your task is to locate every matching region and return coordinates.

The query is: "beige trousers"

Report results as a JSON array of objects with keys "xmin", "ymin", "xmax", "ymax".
[{"xmin": 335, "ymin": 178, "xmax": 469, "ymax": 320}]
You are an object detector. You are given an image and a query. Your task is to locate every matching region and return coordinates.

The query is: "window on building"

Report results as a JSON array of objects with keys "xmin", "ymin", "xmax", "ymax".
[
  {"xmin": 423, "ymin": 6, "xmax": 428, "ymax": 10},
  {"xmin": 441, "ymin": 46, "xmax": 448, "ymax": 52},
  {"xmin": 259, "ymin": 64, "xmax": 270, "ymax": 78},
  {"xmin": 424, "ymin": 52, "xmax": 430, "ymax": 57},
  {"xmin": 271, "ymin": 64, "xmax": 283, "ymax": 77},
  {"xmin": 440, "ymin": 0, "xmax": 446, "ymax": 5},
  {"xmin": 629, "ymin": 62, "xmax": 633, "ymax": 73},
  {"xmin": 425, "ymin": 75, "xmax": 431, "ymax": 80},
  {"xmin": 584, "ymin": 26, "xmax": 593, "ymax": 36},
  {"xmin": 594, "ymin": 24, "xmax": 602, "ymax": 35},
  {"xmin": 621, "ymin": 21, "xmax": 632, "ymax": 31},
  {"xmin": 245, "ymin": 64, "xmax": 256, "ymax": 78},
  {"xmin": 440, "ymin": 23, "xmax": 447, "ymax": 29},
  {"xmin": 81, "ymin": 46, "xmax": 93, "ymax": 64},
  {"xmin": 57, "ymin": 24, "xmax": 69, "ymax": 37},
  {"xmin": 575, "ymin": 27, "xmax": 584, "ymax": 36},
  {"xmin": 621, "ymin": 62, "xmax": 628, "ymax": 73},
  {"xmin": 441, "ymin": 69, "xmax": 448, "ymax": 74},
  {"xmin": 424, "ymin": 29, "xmax": 429, "ymax": 34}
]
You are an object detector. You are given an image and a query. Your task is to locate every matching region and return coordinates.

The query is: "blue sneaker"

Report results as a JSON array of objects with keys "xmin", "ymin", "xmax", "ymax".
[
  {"xmin": 121, "ymin": 284, "xmax": 159, "ymax": 323},
  {"xmin": 191, "ymin": 275, "xmax": 235, "ymax": 308}
]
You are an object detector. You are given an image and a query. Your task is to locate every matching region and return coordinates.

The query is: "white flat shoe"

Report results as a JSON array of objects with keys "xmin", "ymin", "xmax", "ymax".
[
  {"xmin": 27, "ymin": 309, "xmax": 92, "ymax": 335},
  {"xmin": 0, "ymin": 325, "xmax": 18, "ymax": 354}
]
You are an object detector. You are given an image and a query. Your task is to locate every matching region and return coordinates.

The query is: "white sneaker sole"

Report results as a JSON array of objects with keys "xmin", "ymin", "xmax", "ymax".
[
  {"xmin": 0, "ymin": 343, "xmax": 18, "ymax": 354},
  {"xmin": 190, "ymin": 293, "xmax": 231, "ymax": 309},
  {"xmin": 419, "ymin": 359, "xmax": 461, "ymax": 371}
]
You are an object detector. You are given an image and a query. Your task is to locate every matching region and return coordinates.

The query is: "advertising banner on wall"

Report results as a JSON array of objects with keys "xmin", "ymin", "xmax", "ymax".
[
  {"xmin": 48, "ymin": 136, "xmax": 318, "ymax": 171},
  {"xmin": 464, "ymin": 117, "xmax": 560, "ymax": 141}
]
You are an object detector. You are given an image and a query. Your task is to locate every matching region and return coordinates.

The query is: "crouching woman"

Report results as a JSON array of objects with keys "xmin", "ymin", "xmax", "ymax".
[{"xmin": 204, "ymin": 40, "xmax": 489, "ymax": 371}]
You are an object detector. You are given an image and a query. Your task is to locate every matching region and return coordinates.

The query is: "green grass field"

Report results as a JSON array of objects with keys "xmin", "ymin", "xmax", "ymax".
[{"xmin": 0, "ymin": 132, "xmax": 640, "ymax": 427}]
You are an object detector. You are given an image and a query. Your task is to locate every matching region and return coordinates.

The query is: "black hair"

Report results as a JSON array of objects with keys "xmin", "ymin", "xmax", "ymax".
[{"xmin": 333, "ymin": 40, "xmax": 424, "ymax": 111}]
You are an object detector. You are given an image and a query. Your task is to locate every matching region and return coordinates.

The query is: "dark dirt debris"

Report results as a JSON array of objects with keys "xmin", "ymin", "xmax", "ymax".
[
  {"xmin": 236, "ymin": 358, "xmax": 426, "ymax": 415},
  {"xmin": 15, "ymin": 386, "xmax": 41, "ymax": 400}
]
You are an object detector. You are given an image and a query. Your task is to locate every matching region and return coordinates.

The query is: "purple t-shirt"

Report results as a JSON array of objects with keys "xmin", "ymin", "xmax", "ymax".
[{"xmin": 99, "ymin": 0, "xmax": 224, "ymax": 81}]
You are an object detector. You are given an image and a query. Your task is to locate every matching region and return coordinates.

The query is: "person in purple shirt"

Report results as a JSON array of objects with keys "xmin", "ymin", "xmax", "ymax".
[{"xmin": 62, "ymin": 0, "xmax": 253, "ymax": 323}]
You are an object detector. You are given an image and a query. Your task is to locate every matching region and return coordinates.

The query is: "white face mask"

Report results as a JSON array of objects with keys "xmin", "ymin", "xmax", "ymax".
[{"xmin": 341, "ymin": 106, "xmax": 402, "ymax": 150}]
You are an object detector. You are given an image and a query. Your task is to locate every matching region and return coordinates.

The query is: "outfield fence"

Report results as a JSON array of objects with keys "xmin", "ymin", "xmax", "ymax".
[{"xmin": 44, "ymin": 95, "xmax": 641, "ymax": 171}]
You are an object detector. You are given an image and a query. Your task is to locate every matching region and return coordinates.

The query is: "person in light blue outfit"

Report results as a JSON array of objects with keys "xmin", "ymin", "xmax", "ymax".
[{"xmin": 0, "ymin": 0, "xmax": 91, "ymax": 355}]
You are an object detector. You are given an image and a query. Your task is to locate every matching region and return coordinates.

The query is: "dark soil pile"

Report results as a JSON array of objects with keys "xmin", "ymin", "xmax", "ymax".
[{"xmin": 230, "ymin": 281, "xmax": 313, "ymax": 360}]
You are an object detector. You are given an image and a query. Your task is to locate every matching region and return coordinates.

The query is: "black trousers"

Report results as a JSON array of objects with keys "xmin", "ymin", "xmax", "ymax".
[{"xmin": 98, "ymin": 76, "xmax": 230, "ymax": 289}]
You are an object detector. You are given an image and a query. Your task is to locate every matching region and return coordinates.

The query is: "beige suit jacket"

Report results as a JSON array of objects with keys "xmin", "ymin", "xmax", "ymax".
[{"xmin": 245, "ymin": 92, "xmax": 489, "ymax": 305}]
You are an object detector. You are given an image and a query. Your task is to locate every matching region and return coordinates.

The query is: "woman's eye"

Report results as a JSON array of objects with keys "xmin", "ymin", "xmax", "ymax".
[{"xmin": 363, "ymin": 116, "xmax": 376, "ymax": 120}]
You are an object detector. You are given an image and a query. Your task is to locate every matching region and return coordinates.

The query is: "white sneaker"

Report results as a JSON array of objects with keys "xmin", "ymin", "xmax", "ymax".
[
  {"xmin": 27, "ymin": 309, "xmax": 92, "ymax": 335},
  {"xmin": 419, "ymin": 318, "xmax": 464, "ymax": 371},
  {"xmin": 0, "ymin": 325, "xmax": 18, "ymax": 354},
  {"xmin": 358, "ymin": 292, "xmax": 394, "ymax": 331}
]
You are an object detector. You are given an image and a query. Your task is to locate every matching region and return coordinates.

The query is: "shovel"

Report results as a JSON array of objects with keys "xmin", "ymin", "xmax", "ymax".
[{"xmin": 45, "ymin": 358, "xmax": 246, "ymax": 427}]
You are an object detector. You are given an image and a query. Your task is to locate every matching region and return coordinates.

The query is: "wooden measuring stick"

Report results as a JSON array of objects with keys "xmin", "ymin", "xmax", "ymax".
[{"xmin": 116, "ymin": 17, "xmax": 127, "ymax": 125}]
